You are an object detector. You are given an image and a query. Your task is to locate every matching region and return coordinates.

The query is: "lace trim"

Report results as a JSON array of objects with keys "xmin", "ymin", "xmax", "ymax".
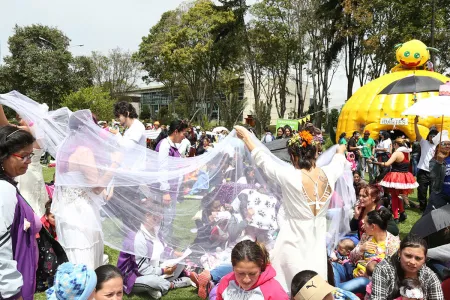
[
  {"xmin": 301, "ymin": 169, "xmax": 332, "ymax": 211},
  {"xmin": 59, "ymin": 187, "xmax": 90, "ymax": 204}
]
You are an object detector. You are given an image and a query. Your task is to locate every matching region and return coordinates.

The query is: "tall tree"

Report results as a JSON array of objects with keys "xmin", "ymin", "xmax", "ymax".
[
  {"xmin": 216, "ymin": 71, "xmax": 247, "ymax": 129},
  {"xmin": 61, "ymin": 86, "xmax": 115, "ymax": 121},
  {"xmin": 250, "ymin": 0, "xmax": 299, "ymax": 119},
  {"xmin": 1, "ymin": 24, "xmax": 74, "ymax": 108},
  {"xmin": 91, "ymin": 48, "xmax": 141, "ymax": 98},
  {"xmin": 136, "ymin": 0, "xmax": 241, "ymax": 123}
]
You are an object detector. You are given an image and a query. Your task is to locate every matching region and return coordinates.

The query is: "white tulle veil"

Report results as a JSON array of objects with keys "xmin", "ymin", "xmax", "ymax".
[{"xmin": 0, "ymin": 91, "xmax": 356, "ymax": 265}]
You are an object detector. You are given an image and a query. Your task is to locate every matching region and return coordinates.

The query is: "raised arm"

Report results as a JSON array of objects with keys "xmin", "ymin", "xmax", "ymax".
[
  {"xmin": 414, "ymin": 116, "xmax": 423, "ymax": 142},
  {"xmin": 0, "ymin": 105, "xmax": 8, "ymax": 126},
  {"xmin": 371, "ymin": 152, "xmax": 402, "ymax": 167}
]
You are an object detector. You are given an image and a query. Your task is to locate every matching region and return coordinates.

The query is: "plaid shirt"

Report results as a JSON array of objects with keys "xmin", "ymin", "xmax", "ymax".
[{"xmin": 370, "ymin": 259, "xmax": 444, "ymax": 300}]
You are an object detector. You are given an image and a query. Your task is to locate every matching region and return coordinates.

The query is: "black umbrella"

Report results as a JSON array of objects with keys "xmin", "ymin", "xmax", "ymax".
[
  {"xmin": 410, "ymin": 204, "xmax": 450, "ymax": 238},
  {"xmin": 264, "ymin": 138, "xmax": 290, "ymax": 163},
  {"xmin": 379, "ymin": 75, "xmax": 444, "ymax": 95}
]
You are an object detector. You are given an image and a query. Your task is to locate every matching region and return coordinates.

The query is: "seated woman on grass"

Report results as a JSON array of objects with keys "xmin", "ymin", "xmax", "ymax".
[
  {"xmin": 370, "ymin": 234, "xmax": 443, "ymax": 300},
  {"xmin": 116, "ymin": 199, "xmax": 191, "ymax": 300}
]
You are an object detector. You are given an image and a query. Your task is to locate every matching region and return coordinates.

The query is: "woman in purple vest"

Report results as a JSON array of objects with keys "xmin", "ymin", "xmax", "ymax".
[
  {"xmin": 155, "ymin": 120, "xmax": 188, "ymax": 238},
  {"xmin": 0, "ymin": 125, "xmax": 40, "ymax": 300}
]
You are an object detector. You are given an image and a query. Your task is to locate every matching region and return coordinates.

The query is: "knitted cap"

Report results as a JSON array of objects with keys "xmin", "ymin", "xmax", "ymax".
[{"xmin": 46, "ymin": 262, "xmax": 97, "ymax": 300}]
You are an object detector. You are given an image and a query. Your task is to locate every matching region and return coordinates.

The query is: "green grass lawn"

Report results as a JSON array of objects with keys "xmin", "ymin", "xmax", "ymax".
[{"xmin": 38, "ymin": 167, "xmax": 421, "ymax": 299}]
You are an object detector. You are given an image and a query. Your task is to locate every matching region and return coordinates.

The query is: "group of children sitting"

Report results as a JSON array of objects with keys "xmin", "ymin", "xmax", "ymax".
[{"xmin": 44, "ymin": 237, "xmax": 424, "ymax": 300}]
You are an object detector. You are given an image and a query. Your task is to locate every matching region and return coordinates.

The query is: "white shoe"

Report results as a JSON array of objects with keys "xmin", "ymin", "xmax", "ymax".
[
  {"xmin": 172, "ymin": 277, "xmax": 192, "ymax": 289},
  {"xmin": 148, "ymin": 289, "xmax": 162, "ymax": 299}
]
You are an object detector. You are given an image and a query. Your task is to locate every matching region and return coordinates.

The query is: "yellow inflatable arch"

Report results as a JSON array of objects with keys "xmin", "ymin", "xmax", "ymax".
[{"xmin": 337, "ymin": 70, "xmax": 450, "ymax": 143}]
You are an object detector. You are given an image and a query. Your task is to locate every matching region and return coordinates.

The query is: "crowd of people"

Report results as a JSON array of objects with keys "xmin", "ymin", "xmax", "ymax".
[{"xmin": 1, "ymin": 96, "xmax": 450, "ymax": 300}]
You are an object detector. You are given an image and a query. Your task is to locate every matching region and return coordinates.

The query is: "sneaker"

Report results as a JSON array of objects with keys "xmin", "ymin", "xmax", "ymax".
[
  {"xmin": 198, "ymin": 270, "xmax": 211, "ymax": 299},
  {"xmin": 148, "ymin": 289, "xmax": 162, "ymax": 299},
  {"xmin": 190, "ymin": 272, "xmax": 199, "ymax": 288},
  {"xmin": 172, "ymin": 277, "xmax": 192, "ymax": 289}
]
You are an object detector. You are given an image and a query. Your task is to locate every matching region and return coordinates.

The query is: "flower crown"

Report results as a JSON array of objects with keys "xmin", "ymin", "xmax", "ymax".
[{"xmin": 288, "ymin": 130, "xmax": 316, "ymax": 148}]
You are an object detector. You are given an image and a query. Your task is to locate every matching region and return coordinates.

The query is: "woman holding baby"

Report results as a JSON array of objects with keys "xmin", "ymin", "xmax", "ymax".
[{"xmin": 333, "ymin": 207, "xmax": 400, "ymax": 294}]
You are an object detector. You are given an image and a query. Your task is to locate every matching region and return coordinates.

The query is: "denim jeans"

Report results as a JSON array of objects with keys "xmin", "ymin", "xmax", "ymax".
[
  {"xmin": 333, "ymin": 262, "xmax": 369, "ymax": 294},
  {"xmin": 339, "ymin": 277, "xmax": 370, "ymax": 294},
  {"xmin": 210, "ymin": 263, "xmax": 233, "ymax": 283},
  {"xmin": 332, "ymin": 262, "xmax": 354, "ymax": 286}
]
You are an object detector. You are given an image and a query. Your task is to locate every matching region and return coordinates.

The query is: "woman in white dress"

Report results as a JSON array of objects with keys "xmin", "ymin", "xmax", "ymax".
[
  {"xmin": 234, "ymin": 126, "xmax": 347, "ymax": 292},
  {"xmin": 52, "ymin": 110, "xmax": 120, "ymax": 269}
]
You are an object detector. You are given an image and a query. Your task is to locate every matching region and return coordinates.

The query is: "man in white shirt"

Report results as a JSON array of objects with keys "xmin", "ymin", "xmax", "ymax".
[
  {"xmin": 415, "ymin": 116, "xmax": 439, "ymax": 211},
  {"xmin": 110, "ymin": 101, "xmax": 146, "ymax": 148}
]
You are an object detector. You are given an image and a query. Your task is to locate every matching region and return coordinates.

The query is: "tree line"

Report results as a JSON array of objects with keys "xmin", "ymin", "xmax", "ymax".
[{"xmin": 0, "ymin": 0, "xmax": 448, "ymax": 130}]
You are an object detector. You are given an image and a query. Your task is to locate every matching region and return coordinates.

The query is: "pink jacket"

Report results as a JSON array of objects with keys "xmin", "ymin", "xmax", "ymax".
[{"xmin": 216, "ymin": 264, "xmax": 288, "ymax": 300}]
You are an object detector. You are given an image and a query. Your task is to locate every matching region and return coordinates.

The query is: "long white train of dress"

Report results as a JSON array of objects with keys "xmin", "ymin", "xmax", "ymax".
[
  {"xmin": 17, "ymin": 148, "xmax": 48, "ymax": 216},
  {"xmin": 251, "ymin": 147, "xmax": 346, "ymax": 292},
  {"xmin": 53, "ymin": 171, "xmax": 104, "ymax": 269}
]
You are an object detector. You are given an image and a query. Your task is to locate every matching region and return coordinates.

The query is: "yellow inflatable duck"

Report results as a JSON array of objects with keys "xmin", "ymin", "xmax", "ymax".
[{"xmin": 391, "ymin": 39, "xmax": 439, "ymax": 72}]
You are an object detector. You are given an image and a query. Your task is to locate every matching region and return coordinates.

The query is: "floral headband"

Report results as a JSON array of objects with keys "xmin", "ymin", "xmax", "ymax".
[
  {"xmin": 288, "ymin": 130, "xmax": 316, "ymax": 148},
  {"xmin": 399, "ymin": 287, "xmax": 424, "ymax": 299}
]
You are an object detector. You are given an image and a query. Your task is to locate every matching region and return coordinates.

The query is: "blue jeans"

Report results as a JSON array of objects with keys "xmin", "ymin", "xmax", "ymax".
[
  {"xmin": 339, "ymin": 277, "xmax": 370, "ymax": 294},
  {"xmin": 332, "ymin": 262, "xmax": 354, "ymax": 286},
  {"xmin": 333, "ymin": 262, "xmax": 369, "ymax": 294},
  {"xmin": 210, "ymin": 263, "xmax": 233, "ymax": 283}
]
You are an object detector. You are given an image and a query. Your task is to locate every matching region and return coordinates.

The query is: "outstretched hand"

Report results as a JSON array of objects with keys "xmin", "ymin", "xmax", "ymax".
[{"xmin": 234, "ymin": 125, "xmax": 251, "ymax": 140}]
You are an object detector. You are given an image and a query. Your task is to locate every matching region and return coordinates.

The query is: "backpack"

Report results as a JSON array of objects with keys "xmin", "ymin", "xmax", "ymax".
[{"xmin": 35, "ymin": 226, "xmax": 68, "ymax": 291}]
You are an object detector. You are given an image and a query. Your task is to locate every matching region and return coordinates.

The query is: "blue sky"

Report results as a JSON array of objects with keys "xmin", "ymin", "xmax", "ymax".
[{"xmin": 0, "ymin": 0, "xmax": 352, "ymax": 107}]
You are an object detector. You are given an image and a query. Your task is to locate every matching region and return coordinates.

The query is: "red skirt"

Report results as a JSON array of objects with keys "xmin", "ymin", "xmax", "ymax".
[{"xmin": 379, "ymin": 171, "xmax": 418, "ymax": 193}]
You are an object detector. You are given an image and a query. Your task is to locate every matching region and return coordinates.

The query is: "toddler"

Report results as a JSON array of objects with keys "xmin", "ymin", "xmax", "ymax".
[
  {"xmin": 330, "ymin": 238, "xmax": 356, "ymax": 264},
  {"xmin": 397, "ymin": 278, "xmax": 424, "ymax": 300}
]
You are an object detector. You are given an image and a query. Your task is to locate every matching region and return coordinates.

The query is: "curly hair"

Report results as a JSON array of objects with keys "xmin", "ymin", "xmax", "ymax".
[{"xmin": 113, "ymin": 101, "xmax": 138, "ymax": 119}]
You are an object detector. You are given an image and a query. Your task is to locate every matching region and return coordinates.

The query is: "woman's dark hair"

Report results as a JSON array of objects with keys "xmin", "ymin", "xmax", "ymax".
[
  {"xmin": 168, "ymin": 120, "xmax": 188, "ymax": 135},
  {"xmin": 94, "ymin": 265, "xmax": 123, "ymax": 291},
  {"xmin": 244, "ymin": 166, "xmax": 256, "ymax": 184},
  {"xmin": 0, "ymin": 126, "xmax": 35, "ymax": 165},
  {"xmin": 153, "ymin": 129, "xmax": 168, "ymax": 150},
  {"xmin": 427, "ymin": 129, "xmax": 439, "ymax": 141},
  {"xmin": 388, "ymin": 234, "xmax": 428, "ymax": 299},
  {"xmin": 291, "ymin": 270, "xmax": 318, "ymax": 298},
  {"xmin": 287, "ymin": 142, "xmax": 317, "ymax": 171},
  {"xmin": 277, "ymin": 127, "xmax": 285, "ymax": 135},
  {"xmin": 45, "ymin": 200, "xmax": 52, "ymax": 216},
  {"xmin": 366, "ymin": 207, "xmax": 392, "ymax": 231},
  {"xmin": 339, "ymin": 132, "xmax": 346, "ymax": 139},
  {"xmin": 382, "ymin": 131, "xmax": 390, "ymax": 140},
  {"xmin": 400, "ymin": 278, "xmax": 423, "ymax": 296},
  {"xmin": 113, "ymin": 101, "xmax": 138, "ymax": 119},
  {"xmin": 352, "ymin": 131, "xmax": 359, "ymax": 137},
  {"xmin": 231, "ymin": 240, "xmax": 269, "ymax": 272},
  {"xmin": 353, "ymin": 170, "xmax": 361, "ymax": 177},
  {"xmin": 0, "ymin": 126, "xmax": 35, "ymax": 184},
  {"xmin": 284, "ymin": 125, "xmax": 292, "ymax": 136}
]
